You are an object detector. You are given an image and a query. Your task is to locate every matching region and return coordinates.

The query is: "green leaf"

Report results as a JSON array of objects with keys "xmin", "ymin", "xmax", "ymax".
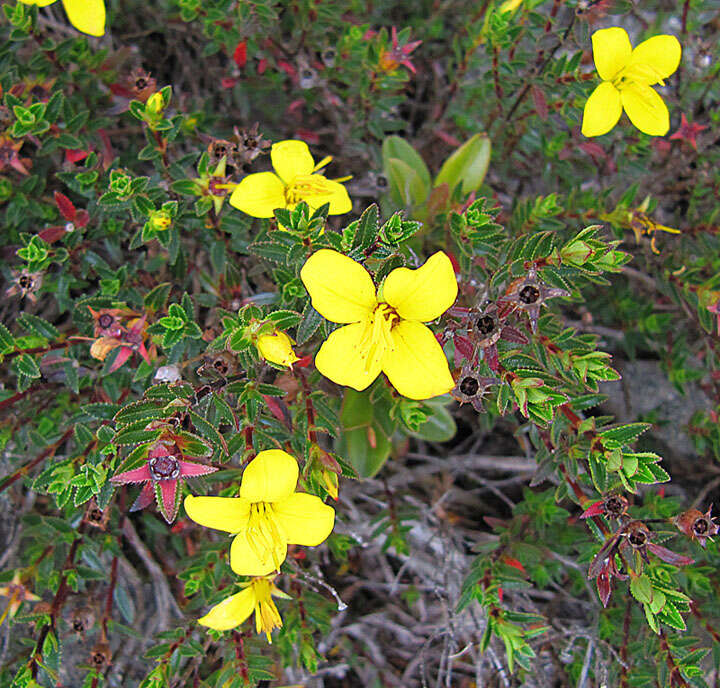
[
  {"xmin": 386, "ymin": 157, "xmax": 428, "ymax": 208},
  {"xmin": 382, "ymin": 136, "xmax": 431, "ymax": 191},
  {"xmin": 339, "ymin": 387, "xmax": 394, "ymax": 478},
  {"xmin": 17, "ymin": 313, "xmax": 59, "ymax": 340},
  {"xmin": 434, "ymin": 133, "xmax": 491, "ymax": 195}
]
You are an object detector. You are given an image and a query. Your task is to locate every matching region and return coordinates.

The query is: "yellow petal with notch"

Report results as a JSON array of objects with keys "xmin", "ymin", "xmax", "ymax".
[
  {"xmin": 274, "ymin": 492, "xmax": 335, "ymax": 546},
  {"xmin": 315, "ymin": 321, "xmax": 383, "ymax": 391},
  {"xmin": 240, "ymin": 450, "xmax": 298, "ymax": 503},
  {"xmin": 591, "ymin": 27, "xmax": 631, "ymax": 81},
  {"xmin": 230, "ymin": 172, "xmax": 286, "ymax": 218},
  {"xmin": 382, "ymin": 252, "xmax": 457, "ymax": 322},
  {"xmin": 628, "ymin": 35, "xmax": 681, "ymax": 82},
  {"xmin": 382, "ymin": 320, "xmax": 454, "ymax": 400},
  {"xmin": 621, "ymin": 83, "xmax": 669, "ymax": 136},
  {"xmin": 184, "ymin": 495, "xmax": 251, "ymax": 533},
  {"xmin": 271, "ymin": 140, "xmax": 315, "ymax": 185},
  {"xmin": 61, "ymin": 0, "xmax": 105, "ymax": 36},
  {"xmin": 300, "ymin": 250, "xmax": 377, "ymax": 323}
]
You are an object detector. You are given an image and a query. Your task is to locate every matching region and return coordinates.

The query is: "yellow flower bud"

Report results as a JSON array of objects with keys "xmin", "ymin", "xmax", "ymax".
[
  {"xmin": 146, "ymin": 92, "xmax": 165, "ymax": 115},
  {"xmin": 320, "ymin": 468, "xmax": 339, "ymax": 501},
  {"xmin": 256, "ymin": 330, "xmax": 299, "ymax": 367}
]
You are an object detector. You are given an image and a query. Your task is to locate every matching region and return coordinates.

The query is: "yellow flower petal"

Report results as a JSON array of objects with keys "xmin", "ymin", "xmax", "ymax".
[
  {"xmin": 240, "ymin": 450, "xmax": 298, "ymax": 503},
  {"xmin": 315, "ymin": 321, "xmax": 382, "ymax": 391},
  {"xmin": 230, "ymin": 530, "xmax": 287, "ymax": 576},
  {"xmin": 257, "ymin": 331, "xmax": 299, "ymax": 367},
  {"xmin": 20, "ymin": 0, "xmax": 57, "ymax": 6},
  {"xmin": 229, "ymin": 172, "xmax": 286, "ymax": 218},
  {"xmin": 273, "ymin": 492, "xmax": 335, "ymax": 546},
  {"xmin": 628, "ymin": 35, "xmax": 681, "ymax": 82},
  {"xmin": 61, "ymin": 0, "xmax": 105, "ymax": 36},
  {"xmin": 300, "ymin": 176, "xmax": 352, "ymax": 215},
  {"xmin": 198, "ymin": 587, "xmax": 255, "ymax": 631},
  {"xmin": 300, "ymin": 250, "xmax": 377, "ymax": 323},
  {"xmin": 620, "ymin": 83, "xmax": 669, "ymax": 136},
  {"xmin": 382, "ymin": 252, "xmax": 457, "ymax": 322},
  {"xmin": 184, "ymin": 495, "xmax": 251, "ymax": 533},
  {"xmin": 591, "ymin": 27, "xmax": 631, "ymax": 81},
  {"xmin": 382, "ymin": 321, "xmax": 454, "ymax": 400},
  {"xmin": 581, "ymin": 82, "xmax": 622, "ymax": 137},
  {"xmin": 271, "ymin": 140, "xmax": 315, "ymax": 185}
]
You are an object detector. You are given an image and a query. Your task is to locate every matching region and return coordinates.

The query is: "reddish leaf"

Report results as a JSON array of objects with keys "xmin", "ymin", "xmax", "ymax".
[
  {"xmin": 502, "ymin": 556, "xmax": 526, "ymax": 574},
  {"xmin": 453, "ymin": 335, "xmax": 474, "ymax": 363},
  {"xmin": 65, "ymin": 148, "xmax": 89, "ymax": 164},
  {"xmin": 130, "ymin": 482, "xmax": 155, "ymax": 512},
  {"xmin": 178, "ymin": 460, "xmax": 217, "ymax": 478},
  {"xmin": 110, "ymin": 464, "xmax": 151, "ymax": 484},
  {"xmin": 531, "ymin": 85, "xmax": 548, "ymax": 120},
  {"xmin": 647, "ymin": 542, "xmax": 694, "ymax": 567},
  {"xmin": 75, "ymin": 209, "xmax": 90, "ymax": 228},
  {"xmin": 157, "ymin": 479, "xmax": 179, "ymax": 523},
  {"xmin": 580, "ymin": 500, "xmax": 604, "ymax": 519},
  {"xmin": 38, "ymin": 226, "xmax": 67, "ymax": 244},
  {"xmin": 261, "ymin": 394, "xmax": 292, "ymax": 430},
  {"xmin": 54, "ymin": 191, "xmax": 76, "ymax": 221},
  {"xmin": 109, "ymin": 346, "xmax": 132, "ymax": 372},
  {"xmin": 233, "ymin": 41, "xmax": 247, "ymax": 68},
  {"xmin": 596, "ymin": 570, "xmax": 612, "ymax": 607},
  {"xmin": 257, "ymin": 58, "xmax": 268, "ymax": 75}
]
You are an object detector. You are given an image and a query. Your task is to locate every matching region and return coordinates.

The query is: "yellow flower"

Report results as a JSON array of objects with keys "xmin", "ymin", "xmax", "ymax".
[
  {"xmin": 257, "ymin": 330, "xmax": 299, "ymax": 368},
  {"xmin": 300, "ymin": 250, "xmax": 457, "ymax": 400},
  {"xmin": 198, "ymin": 576, "xmax": 290, "ymax": 641},
  {"xmin": 229, "ymin": 140, "xmax": 352, "ymax": 219},
  {"xmin": 184, "ymin": 449, "xmax": 335, "ymax": 576},
  {"xmin": 582, "ymin": 27, "xmax": 681, "ymax": 137},
  {"xmin": 20, "ymin": 0, "xmax": 105, "ymax": 36}
]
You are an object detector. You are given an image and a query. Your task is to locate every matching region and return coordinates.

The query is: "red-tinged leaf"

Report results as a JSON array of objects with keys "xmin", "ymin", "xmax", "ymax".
[
  {"xmin": 503, "ymin": 556, "xmax": 526, "ymax": 574},
  {"xmin": 454, "ymin": 335, "xmax": 474, "ymax": 363},
  {"xmin": 262, "ymin": 394, "xmax": 292, "ymax": 430},
  {"xmin": 233, "ymin": 41, "xmax": 247, "ymax": 68},
  {"xmin": 588, "ymin": 535, "xmax": 620, "ymax": 578},
  {"xmin": 278, "ymin": 61, "xmax": 296, "ymax": 78},
  {"xmin": 110, "ymin": 464, "xmax": 151, "ymax": 484},
  {"xmin": 498, "ymin": 586, "xmax": 503, "ymax": 602},
  {"xmin": 221, "ymin": 77, "xmax": 238, "ymax": 89},
  {"xmin": 287, "ymin": 99, "xmax": 304, "ymax": 114},
  {"xmin": 580, "ymin": 500, "xmax": 604, "ymax": 519},
  {"xmin": 38, "ymin": 226, "xmax": 67, "ymax": 244},
  {"xmin": 75, "ymin": 209, "xmax": 90, "ymax": 228},
  {"xmin": 500, "ymin": 325, "xmax": 528, "ymax": 345},
  {"xmin": 579, "ymin": 141, "xmax": 607, "ymax": 159},
  {"xmin": 257, "ymin": 58, "xmax": 268, "ymax": 75},
  {"xmin": 647, "ymin": 542, "xmax": 694, "ymax": 567},
  {"xmin": 156, "ymin": 479, "xmax": 179, "ymax": 523},
  {"xmin": 295, "ymin": 128, "xmax": 319, "ymax": 144},
  {"xmin": 531, "ymin": 85, "xmax": 548, "ymax": 120},
  {"xmin": 109, "ymin": 346, "xmax": 132, "ymax": 372},
  {"xmin": 136, "ymin": 341, "xmax": 151, "ymax": 365},
  {"xmin": 294, "ymin": 355, "xmax": 313, "ymax": 368},
  {"xmin": 178, "ymin": 460, "xmax": 217, "ymax": 478},
  {"xmin": 596, "ymin": 570, "xmax": 612, "ymax": 607},
  {"xmin": 434, "ymin": 129, "xmax": 461, "ymax": 147},
  {"xmin": 171, "ymin": 519, "xmax": 189, "ymax": 534},
  {"xmin": 65, "ymin": 148, "xmax": 90, "ymax": 164},
  {"xmin": 109, "ymin": 83, "xmax": 134, "ymax": 98},
  {"xmin": 54, "ymin": 191, "xmax": 76, "ymax": 221},
  {"xmin": 130, "ymin": 482, "xmax": 155, "ymax": 512}
]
